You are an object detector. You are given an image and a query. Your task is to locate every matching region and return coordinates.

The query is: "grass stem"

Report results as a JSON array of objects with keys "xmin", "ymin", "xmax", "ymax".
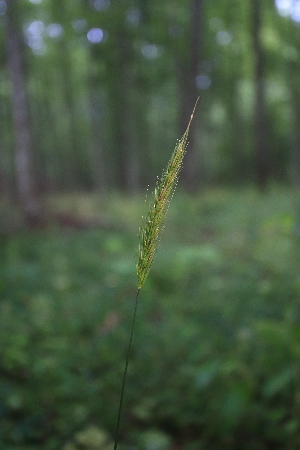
[
  {"xmin": 114, "ymin": 99, "xmax": 198, "ymax": 449},
  {"xmin": 113, "ymin": 288, "xmax": 141, "ymax": 450}
]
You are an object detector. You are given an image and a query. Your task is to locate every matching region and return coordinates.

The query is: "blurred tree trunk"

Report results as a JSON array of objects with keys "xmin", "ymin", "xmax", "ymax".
[
  {"xmin": 0, "ymin": 149, "xmax": 5, "ymax": 194},
  {"xmin": 287, "ymin": 59, "xmax": 300, "ymax": 186},
  {"xmin": 52, "ymin": 0, "xmax": 82, "ymax": 190},
  {"xmin": 89, "ymin": 78, "xmax": 106, "ymax": 193},
  {"xmin": 252, "ymin": 0, "xmax": 268, "ymax": 191},
  {"xmin": 180, "ymin": 0, "xmax": 204, "ymax": 192},
  {"xmin": 0, "ymin": 96, "xmax": 13, "ymax": 197},
  {"xmin": 90, "ymin": 100, "xmax": 105, "ymax": 192},
  {"xmin": 5, "ymin": 0, "xmax": 41, "ymax": 224},
  {"xmin": 114, "ymin": 28, "xmax": 139, "ymax": 193},
  {"xmin": 58, "ymin": 45, "xmax": 78, "ymax": 189}
]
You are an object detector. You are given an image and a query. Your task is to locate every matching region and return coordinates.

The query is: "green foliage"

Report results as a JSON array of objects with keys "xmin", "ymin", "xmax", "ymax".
[
  {"xmin": 1, "ymin": 187, "xmax": 300, "ymax": 449},
  {"xmin": 1, "ymin": 0, "xmax": 300, "ymax": 191}
]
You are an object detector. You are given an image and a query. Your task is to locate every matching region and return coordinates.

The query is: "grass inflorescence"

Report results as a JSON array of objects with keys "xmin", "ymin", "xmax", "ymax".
[
  {"xmin": 136, "ymin": 98, "xmax": 199, "ymax": 289},
  {"xmin": 114, "ymin": 98, "xmax": 198, "ymax": 450}
]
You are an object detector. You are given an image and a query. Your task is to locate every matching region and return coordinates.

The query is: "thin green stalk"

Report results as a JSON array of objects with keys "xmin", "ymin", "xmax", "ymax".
[{"xmin": 113, "ymin": 288, "xmax": 140, "ymax": 450}]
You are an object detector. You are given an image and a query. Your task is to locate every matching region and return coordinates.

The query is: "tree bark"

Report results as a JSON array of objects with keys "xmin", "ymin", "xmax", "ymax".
[
  {"xmin": 114, "ymin": 27, "xmax": 139, "ymax": 193},
  {"xmin": 5, "ymin": 0, "xmax": 41, "ymax": 223},
  {"xmin": 287, "ymin": 60, "xmax": 300, "ymax": 186},
  {"xmin": 180, "ymin": 0, "xmax": 204, "ymax": 192},
  {"xmin": 252, "ymin": 0, "xmax": 268, "ymax": 191}
]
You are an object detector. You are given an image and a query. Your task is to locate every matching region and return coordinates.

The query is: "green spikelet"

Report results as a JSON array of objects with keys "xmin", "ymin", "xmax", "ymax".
[{"xmin": 137, "ymin": 98, "xmax": 199, "ymax": 289}]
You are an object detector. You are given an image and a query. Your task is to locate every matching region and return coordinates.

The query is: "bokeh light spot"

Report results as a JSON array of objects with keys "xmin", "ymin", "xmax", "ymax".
[
  {"xmin": 276, "ymin": 0, "xmax": 293, "ymax": 16},
  {"xmin": 46, "ymin": 23, "xmax": 63, "ymax": 38},
  {"xmin": 125, "ymin": 7, "xmax": 141, "ymax": 26},
  {"xmin": 94, "ymin": 0, "xmax": 110, "ymax": 11},
  {"xmin": 73, "ymin": 19, "xmax": 87, "ymax": 33},
  {"xmin": 292, "ymin": 2, "xmax": 300, "ymax": 21},
  {"xmin": 275, "ymin": 0, "xmax": 300, "ymax": 21},
  {"xmin": 196, "ymin": 75, "xmax": 211, "ymax": 90},
  {"xmin": 87, "ymin": 28, "xmax": 104, "ymax": 43},
  {"xmin": 25, "ymin": 20, "xmax": 46, "ymax": 53},
  {"xmin": 0, "ymin": 1, "xmax": 7, "ymax": 15},
  {"xmin": 141, "ymin": 44, "xmax": 160, "ymax": 59},
  {"xmin": 215, "ymin": 30, "xmax": 232, "ymax": 46}
]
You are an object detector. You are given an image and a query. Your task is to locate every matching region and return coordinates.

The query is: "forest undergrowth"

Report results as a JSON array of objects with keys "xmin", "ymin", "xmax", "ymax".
[{"xmin": 1, "ymin": 186, "xmax": 300, "ymax": 450}]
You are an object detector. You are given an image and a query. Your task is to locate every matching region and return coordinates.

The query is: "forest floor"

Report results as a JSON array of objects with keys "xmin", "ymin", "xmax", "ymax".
[{"xmin": 1, "ymin": 185, "xmax": 300, "ymax": 450}]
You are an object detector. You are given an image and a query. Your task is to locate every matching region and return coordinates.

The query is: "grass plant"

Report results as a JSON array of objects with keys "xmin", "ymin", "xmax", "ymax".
[{"xmin": 113, "ymin": 99, "xmax": 199, "ymax": 450}]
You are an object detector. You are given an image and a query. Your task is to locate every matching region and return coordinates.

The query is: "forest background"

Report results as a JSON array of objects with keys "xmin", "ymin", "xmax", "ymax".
[
  {"xmin": 2, "ymin": 0, "xmax": 300, "ymax": 207},
  {"xmin": 2, "ymin": 0, "xmax": 300, "ymax": 450}
]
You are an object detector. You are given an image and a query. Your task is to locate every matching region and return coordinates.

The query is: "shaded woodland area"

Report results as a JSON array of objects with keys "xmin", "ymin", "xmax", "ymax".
[
  {"xmin": 1, "ymin": 0, "xmax": 300, "ymax": 222},
  {"xmin": 3, "ymin": 2, "xmax": 300, "ymax": 450}
]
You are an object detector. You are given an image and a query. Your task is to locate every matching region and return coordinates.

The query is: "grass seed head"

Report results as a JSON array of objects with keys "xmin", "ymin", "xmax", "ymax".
[{"xmin": 136, "ymin": 98, "xmax": 199, "ymax": 289}]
